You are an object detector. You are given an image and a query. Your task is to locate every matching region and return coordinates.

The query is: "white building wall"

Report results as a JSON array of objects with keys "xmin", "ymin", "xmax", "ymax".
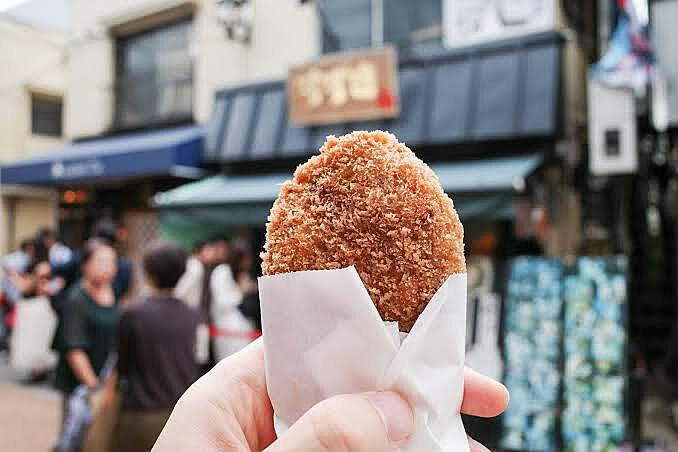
[
  {"xmin": 0, "ymin": 19, "xmax": 66, "ymax": 163},
  {"xmin": 65, "ymin": 0, "xmax": 319, "ymax": 139},
  {"xmin": 0, "ymin": 19, "xmax": 65, "ymax": 253}
]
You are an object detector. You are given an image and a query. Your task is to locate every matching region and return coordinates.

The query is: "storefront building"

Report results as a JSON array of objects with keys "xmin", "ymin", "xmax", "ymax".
[
  {"xmin": 583, "ymin": 0, "xmax": 678, "ymax": 397},
  {"xmin": 633, "ymin": 0, "xmax": 678, "ymax": 375},
  {"xmin": 156, "ymin": 30, "xmax": 565, "ymax": 255},
  {"xmin": 157, "ymin": 1, "xmax": 676, "ymax": 449},
  {"xmin": 9, "ymin": 0, "xmax": 662, "ymax": 448},
  {"xmin": 0, "ymin": 124, "xmax": 204, "ymax": 252},
  {"xmin": 1, "ymin": 0, "xmax": 317, "ymax": 270},
  {"xmin": 154, "ymin": 1, "xmax": 594, "ymax": 448},
  {"xmin": 156, "ymin": 0, "xmax": 593, "ymax": 260}
]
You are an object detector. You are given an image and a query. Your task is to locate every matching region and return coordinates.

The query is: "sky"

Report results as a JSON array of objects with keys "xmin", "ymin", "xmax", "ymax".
[
  {"xmin": 0, "ymin": 0, "xmax": 28, "ymax": 12},
  {"xmin": 0, "ymin": 0, "xmax": 70, "ymax": 32}
]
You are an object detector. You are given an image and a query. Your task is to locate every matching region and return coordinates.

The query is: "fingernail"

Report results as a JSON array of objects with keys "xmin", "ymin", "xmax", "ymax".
[{"xmin": 367, "ymin": 391, "xmax": 414, "ymax": 443}]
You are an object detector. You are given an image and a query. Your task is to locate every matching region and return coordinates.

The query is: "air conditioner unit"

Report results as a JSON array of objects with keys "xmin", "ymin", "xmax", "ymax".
[{"xmin": 587, "ymin": 80, "xmax": 638, "ymax": 175}]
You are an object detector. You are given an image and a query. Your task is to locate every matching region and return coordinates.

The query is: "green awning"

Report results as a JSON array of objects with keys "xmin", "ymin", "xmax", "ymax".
[
  {"xmin": 431, "ymin": 155, "xmax": 541, "ymax": 193},
  {"xmin": 154, "ymin": 155, "xmax": 541, "ymax": 232},
  {"xmin": 152, "ymin": 173, "xmax": 288, "ymax": 206}
]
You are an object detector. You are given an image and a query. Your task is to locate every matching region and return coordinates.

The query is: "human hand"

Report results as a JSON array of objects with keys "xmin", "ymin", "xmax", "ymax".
[
  {"xmin": 36, "ymin": 277, "xmax": 63, "ymax": 297},
  {"xmin": 85, "ymin": 377, "xmax": 100, "ymax": 390},
  {"xmin": 153, "ymin": 339, "xmax": 509, "ymax": 452},
  {"xmin": 237, "ymin": 273, "xmax": 256, "ymax": 294},
  {"xmin": 6, "ymin": 271, "xmax": 34, "ymax": 295}
]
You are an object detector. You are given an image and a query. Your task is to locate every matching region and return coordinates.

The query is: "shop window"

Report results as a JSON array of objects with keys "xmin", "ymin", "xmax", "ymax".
[
  {"xmin": 319, "ymin": 0, "xmax": 443, "ymax": 57},
  {"xmin": 114, "ymin": 18, "xmax": 193, "ymax": 129},
  {"xmin": 383, "ymin": 0, "xmax": 443, "ymax": 56},
  {"xmin": 31, "ymin": 95, "xmax": 62, "ymax": 137}
]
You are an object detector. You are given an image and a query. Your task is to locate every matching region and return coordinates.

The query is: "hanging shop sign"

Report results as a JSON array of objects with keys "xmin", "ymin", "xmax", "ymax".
[
  {"xmin": 502, "ymin": 257, "xmax": 563, "ymax": 452},
  {"xmin": 588, "ymin": 80, "xmax": 638, "ymax": 175},
  {"xmin": 443, "ymin": 0, "xmax": 555, "ymax": 48},
  {"xmin": 287, "ymin": 47, "xmax": 399, "ymax": 126},
  {"xmin": 562, "ymin": 257, "xmax": 627, "ymax": 450}
]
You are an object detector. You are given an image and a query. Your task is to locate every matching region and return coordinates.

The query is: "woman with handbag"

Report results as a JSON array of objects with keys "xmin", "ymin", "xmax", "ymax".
[{"xmin": 53, "ymin": 238, "xmax": 120, "ymax": 449}]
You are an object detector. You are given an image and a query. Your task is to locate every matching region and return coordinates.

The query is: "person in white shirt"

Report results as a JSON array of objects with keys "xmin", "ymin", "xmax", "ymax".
[
  {"xmin": 174, "ymin": 238, "xmax": 223, "ymax": 368},
  {"xmin": 37, "ymin": 228, "xmax": 73, "ymax": 268},
  {"xmin": 2, "ymin": 239, "xmax": 35, "ymax": 274},
  {"xmin": 174, "ymin": 239, "xmax": 217, "ymax": 310},
  {"xmin": 1, "ymin": 239, "xmax": 36, "ymax": 305},
  {"xmin": 210, "ymin": 240, "xmax": 257, "ymax": 361}
]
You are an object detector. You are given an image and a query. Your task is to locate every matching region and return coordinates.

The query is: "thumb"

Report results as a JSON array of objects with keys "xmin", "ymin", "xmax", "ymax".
[{"xmin": 265, "ymin": 391, "xmax": 414, "ymax": 452}]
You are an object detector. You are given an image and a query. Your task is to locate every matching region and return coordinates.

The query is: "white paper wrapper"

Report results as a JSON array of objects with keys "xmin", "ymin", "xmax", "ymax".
[{"xmin": 259, "ymin": 266, "xmax": 468, "ymax": 451}]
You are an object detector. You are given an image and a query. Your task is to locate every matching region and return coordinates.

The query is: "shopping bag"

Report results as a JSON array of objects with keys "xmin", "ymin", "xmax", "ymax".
[
  {"xmin": 55, "ymin": 385, "xmax": 93, "ymax": 452},
  {"xmin": 9, "ymin": 296, "xmax": 57, "ymax": 372},
  {"xmin": 55, "ymin": 355, "xmax": 117, "ymax": 452}
]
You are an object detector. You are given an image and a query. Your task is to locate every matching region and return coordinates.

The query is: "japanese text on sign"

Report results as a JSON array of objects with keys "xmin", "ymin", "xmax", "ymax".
[
  {"xmin": 288, "ymin": 47, "xmax": 399, "ymax": 126},
  {"xmin": 295, "ymin": 61, "xmax": 379, "ymax": 108}
]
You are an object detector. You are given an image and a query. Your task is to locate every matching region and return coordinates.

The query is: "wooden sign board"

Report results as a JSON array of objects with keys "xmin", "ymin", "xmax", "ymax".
[{"xmin": 288, "ymin": 47, "xmax": 400, "ymax": 126}]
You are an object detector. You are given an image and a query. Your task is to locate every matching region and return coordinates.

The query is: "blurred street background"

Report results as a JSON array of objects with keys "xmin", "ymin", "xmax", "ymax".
[
  {"xmin": 0, "ymin": 351, "xmax": 60, "ymax": 452},
  {"xmin": 1, "ymin": 0, "xmax": 678, "ymax": 451}
]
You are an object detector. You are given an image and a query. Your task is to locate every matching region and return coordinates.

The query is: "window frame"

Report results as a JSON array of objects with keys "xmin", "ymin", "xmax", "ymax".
[
  {"xmin": 320, "ymin": 0, "xmax": 443, "ymax": 55},
  {"xmin": 30, "ymin": 93, "xmax": 63, "ymax": 138},
  {"xmin": 113, "ymin": 15, "xmax": 194, "ymax": 131}
]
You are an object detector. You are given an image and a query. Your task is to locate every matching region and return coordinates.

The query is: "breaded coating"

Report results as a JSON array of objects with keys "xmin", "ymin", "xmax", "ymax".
[{"xmin": 261, "ymin": 131, "xmax": 465, "ymax": 331}]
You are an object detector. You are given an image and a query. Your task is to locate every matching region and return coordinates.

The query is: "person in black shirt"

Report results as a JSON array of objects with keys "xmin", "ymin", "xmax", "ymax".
[{"xmin": 113, "ymin": 242, "xmax": 201, "ymax": 452}]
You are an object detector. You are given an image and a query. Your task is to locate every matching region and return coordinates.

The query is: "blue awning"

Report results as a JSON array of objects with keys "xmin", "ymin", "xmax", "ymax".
[
  {"xmin": 204, "ymin": 31, "xmax": 562, "ymax": 163},
  {"xmin": 154, "ymin": 155, "xmax": 541, "ymax": 225},
  {"xmin": 0, "ymin": 125, "xmax": 204, "ymax": 186}
]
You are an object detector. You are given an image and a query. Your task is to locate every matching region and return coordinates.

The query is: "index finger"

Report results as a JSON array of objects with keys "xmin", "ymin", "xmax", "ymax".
[{"xmin": 461, "ymin": 367, "xmax": 509, "ymax": 417}]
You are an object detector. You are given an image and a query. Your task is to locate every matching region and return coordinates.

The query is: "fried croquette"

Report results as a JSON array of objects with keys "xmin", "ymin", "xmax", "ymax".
[{"xmin": 261, "ymin": 130, "xmax": 465, "ymax": 331}]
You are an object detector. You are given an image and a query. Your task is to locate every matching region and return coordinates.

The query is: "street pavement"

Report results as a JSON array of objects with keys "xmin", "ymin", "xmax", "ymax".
[{"xmin": 0, "ymin": 350, "xmax": 60, "ymax": 452}]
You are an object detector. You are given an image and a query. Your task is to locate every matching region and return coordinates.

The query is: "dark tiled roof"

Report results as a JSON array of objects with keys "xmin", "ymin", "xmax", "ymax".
[{"xmin": 204, "ymin": 31, "xmax": 562, "ymax": 163}]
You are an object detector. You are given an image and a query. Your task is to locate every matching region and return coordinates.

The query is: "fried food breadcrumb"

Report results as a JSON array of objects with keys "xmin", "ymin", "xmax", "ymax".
[{"xmin": 261, "ymin": 130, "xmax": 465, "ymax": 331}]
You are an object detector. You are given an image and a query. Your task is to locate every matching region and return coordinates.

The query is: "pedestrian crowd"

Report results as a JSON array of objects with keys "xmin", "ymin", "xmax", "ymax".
[{"xmin": 0, "ymin": 221, "xmax": 261, "ymax": 451}]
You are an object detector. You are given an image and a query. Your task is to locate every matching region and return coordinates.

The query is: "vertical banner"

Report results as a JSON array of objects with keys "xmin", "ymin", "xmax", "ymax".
[
  {"xmin": 562, "ymin": 257, "xmax": 627, "ymax": 451},
  {"xmin": 502, "ymin": 258, "xmax": 563, "ymax": 451},
  {"xmin": 501, "ymin": 256, "xmax": 628, "ymax": 450}
]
